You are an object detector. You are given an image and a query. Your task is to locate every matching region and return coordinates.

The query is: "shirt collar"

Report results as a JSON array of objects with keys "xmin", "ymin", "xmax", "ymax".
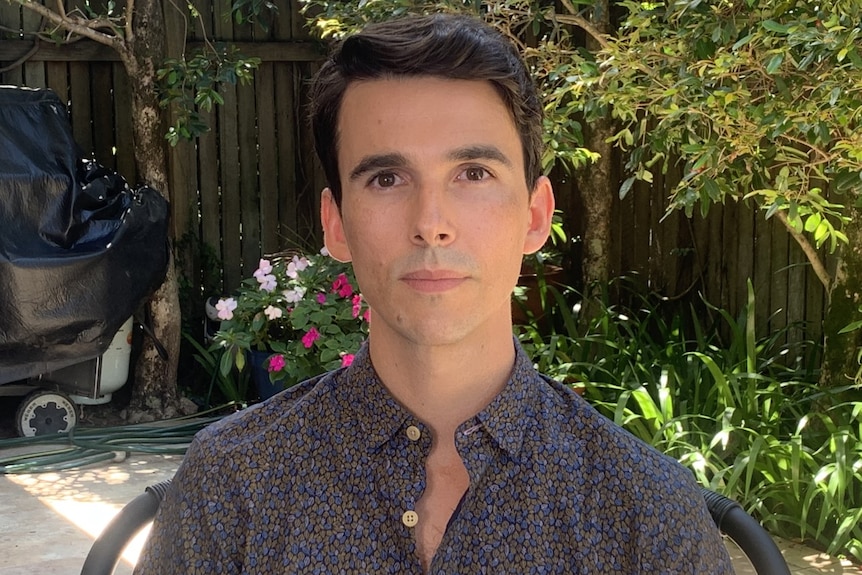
[
  {"xmin": 339, "ymin": 339, "xmax": 537, "ymax": 457},
  {"xmin": 340, "ymin": 343, "xmax": 414, "ymax": 451},
  {"xmin": 468, "ymin": 342, "xmax": 534, "ymax": 458}
]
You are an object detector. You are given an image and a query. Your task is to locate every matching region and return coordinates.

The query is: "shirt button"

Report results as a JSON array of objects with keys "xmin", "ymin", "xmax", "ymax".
[
  {"xmin": 402, "ymin": 510, "xmax": 419, "ymax": 527},
  {"xmin": 406, "ymin": 425, "xmax": 421, "ymax": 441}
]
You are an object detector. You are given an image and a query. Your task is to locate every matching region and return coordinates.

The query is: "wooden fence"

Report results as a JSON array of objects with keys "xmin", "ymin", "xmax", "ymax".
[{"xmin": 0, "ymin": 1, "xmax": 828, "ymax": 345}]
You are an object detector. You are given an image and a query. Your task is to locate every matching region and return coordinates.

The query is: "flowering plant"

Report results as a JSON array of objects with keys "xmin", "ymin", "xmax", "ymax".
[{"xmin": 214, "ymin": 248, "xmax": 369, "ymax": 391}]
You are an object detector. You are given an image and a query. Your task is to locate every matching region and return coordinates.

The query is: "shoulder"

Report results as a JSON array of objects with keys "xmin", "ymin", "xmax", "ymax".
[
  {"xmin": 527, "ymin": 374, "xmax": 703, "ymax": 509},
  {"xmin": 188, "ymin": 370, "xmax": 341, "ymax": 471},
  {"xmin": 526, "ymin": 376, "xmax": 732, "ymax": 571}
]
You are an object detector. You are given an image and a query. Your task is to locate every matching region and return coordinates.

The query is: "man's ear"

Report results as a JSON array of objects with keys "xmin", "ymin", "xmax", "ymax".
[
  {"xmin": 523, "ymin": 176, "xmax": 556, "ymax": 255},
  {"xmin": 321, "ymin": 188, "xmax": 352, "ymax": 262}
]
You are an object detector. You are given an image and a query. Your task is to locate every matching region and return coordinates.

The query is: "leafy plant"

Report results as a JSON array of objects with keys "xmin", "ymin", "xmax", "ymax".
[
  {"xmin": 183, "ymin": 331, "xmax": 250, "ymax": 406},
  {"xmin": 214, "ymin": 249, "xmax": 369, "ymax": 390},
  {"xmin": 157, "ymin": 45, "xmax": 261, "ymax": 145}
]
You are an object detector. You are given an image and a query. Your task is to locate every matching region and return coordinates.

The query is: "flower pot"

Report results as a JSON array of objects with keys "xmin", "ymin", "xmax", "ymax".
[
  {"xmin": 512, "ymin": 263, "xmax": 566, "ymax": 327},
  {"xmin": 247, "ymin": 350, "xmax": 283, "ymax": 400}
]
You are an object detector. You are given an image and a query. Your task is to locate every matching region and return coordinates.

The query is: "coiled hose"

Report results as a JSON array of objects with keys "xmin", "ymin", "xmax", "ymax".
[{"xmin": 0, "ymin": 404, "xmax": 236, "ymax": 474}]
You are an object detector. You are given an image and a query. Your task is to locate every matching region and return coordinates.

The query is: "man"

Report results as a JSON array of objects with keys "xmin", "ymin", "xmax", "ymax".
[{"xmin": 136, "ymin": 14, "xmax": 734, "ymax": 574}]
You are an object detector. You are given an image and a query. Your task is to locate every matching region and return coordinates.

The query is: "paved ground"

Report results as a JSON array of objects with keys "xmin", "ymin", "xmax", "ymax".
[{"xmin": 1, "ymin": 447, "xmax": 860, "ymax": 574}]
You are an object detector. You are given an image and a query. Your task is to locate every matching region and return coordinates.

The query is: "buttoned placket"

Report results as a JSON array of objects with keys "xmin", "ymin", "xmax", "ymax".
[
  {"xmin": 396, "ymin": 420, "xmax": 432, "ymax": 547},
  {"xmin": 426, "ymin": 418, "xmax": 499, "ymax": 573}
]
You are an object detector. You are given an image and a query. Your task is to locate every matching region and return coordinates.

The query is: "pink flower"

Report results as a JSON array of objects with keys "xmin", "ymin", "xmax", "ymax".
[
  {"xmin": 363, "ymin": 309, "xmax": 371, "ymax": 323},
  {"xmin": 341, "ymin": 353, "xmax": 355, "ymax": 367},
  {"xmin": 331, "ymin": 273, "xmax": 353, "ymax": 298},
  {"xmin": 302, "ymin": 327, "xmax": 320, "ymax": 348},
  {"xmin": 316, "ymin": 293, "xmax": 327, "ymax": 304},
  {"xmin": 267, "ymin": 354, "xmax": 285, "ymax": 372},
  {"xmin": 215, "ymin": 297, "xmax": 237, "ymax": 320},
  {"xmin": 352, "ymin": 294, "xmax": 363, "ymax": 318}
]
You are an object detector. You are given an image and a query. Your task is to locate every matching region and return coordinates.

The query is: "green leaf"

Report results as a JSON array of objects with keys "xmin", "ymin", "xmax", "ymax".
[
  {"xmin": 804, "ymin": 213, "xmax": 822, "ymax": 232},
  {"xmin": 619, "ymin": 176, "xmax": 636, "ymax": 200},
  {"xmin": 838, "ymin": 320, "xmax": 862, "ymax": 334},
  {"xmin": 765, "ymin": 53, "xmax": 784, "ymax": 74},
  {"xmin": 762, "ymin": 20, "xmax": 791, "ymax": 34}
]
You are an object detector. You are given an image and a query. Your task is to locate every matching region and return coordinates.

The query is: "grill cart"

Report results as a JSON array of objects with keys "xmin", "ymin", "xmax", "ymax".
[{"xmin": 0, "ymin": 86, "xmax": 169, "ymax": 436}]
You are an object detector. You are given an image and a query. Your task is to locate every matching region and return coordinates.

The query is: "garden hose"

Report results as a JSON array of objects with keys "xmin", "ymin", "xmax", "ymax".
[{"xmin": 0, "ymin": 403, "xmax": 238, "ymax": 474}]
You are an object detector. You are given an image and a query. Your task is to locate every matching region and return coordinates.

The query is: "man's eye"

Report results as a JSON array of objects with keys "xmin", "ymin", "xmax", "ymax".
[
  {"xmin": 462, "ymin": 167, "xmax": 489, "ymax": 181},
  {"xmin": 371, "ymin": 172, "xmax": 400, "ymax": 188}
]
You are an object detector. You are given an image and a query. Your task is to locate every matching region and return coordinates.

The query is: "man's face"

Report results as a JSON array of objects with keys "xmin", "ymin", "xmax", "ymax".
[{"xmin": 322, "ymin": 76, "xmax": 553, "ymax": 348}]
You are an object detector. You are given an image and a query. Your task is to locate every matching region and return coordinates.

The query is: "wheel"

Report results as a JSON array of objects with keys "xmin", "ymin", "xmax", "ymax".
[{"xmin": 15, "ymin": 390, "xmax": 78, "ymax": 436}]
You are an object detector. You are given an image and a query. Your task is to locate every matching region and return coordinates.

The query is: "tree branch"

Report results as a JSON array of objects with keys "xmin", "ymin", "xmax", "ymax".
[
  {"xmin": 775, "ymin": 210, "xmax": 832, "ymax": 290},
  {"xmin": 0, "ymin": 38, "xmax": 40, "ymax": 73},
  {"xmin": 12, "ymin": 0, "xmax": 120, "ymax": 50},
  {"xmin": 552, "ymin": 12, "xmax": 611, "ymax": 51},
  {"xmin": 126, "ymin": 0, "xmax": 135, "ymax": 43}
]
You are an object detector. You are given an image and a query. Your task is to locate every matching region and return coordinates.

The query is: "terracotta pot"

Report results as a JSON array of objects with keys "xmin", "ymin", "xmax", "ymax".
[{"xmin": 512, "ymin": 263, "xmax": 566, "ymax": 327}]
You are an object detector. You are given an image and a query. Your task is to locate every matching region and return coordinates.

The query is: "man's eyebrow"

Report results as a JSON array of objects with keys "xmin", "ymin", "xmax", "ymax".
[
  {"xmin": 348, "ymin": 153, "xmax": 409, "ymax": 181},
  {"xmin": 447, "ymin": 145, "xmax": 512, "ymax": 167}
]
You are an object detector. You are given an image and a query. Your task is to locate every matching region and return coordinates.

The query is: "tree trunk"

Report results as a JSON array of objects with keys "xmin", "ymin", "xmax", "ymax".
[
  {"xmin": 574, "ymin": 0, "xmax": 614, "ymax": 318},
  {"xmin": 577, "ymin": 117, "xmax": 614, "ymax": 290},
  {"xmin": 119, "ymin": 0, "xmax": 182, "ymax": 419},
  {"xmin": 820, "ymin": 199, "xmax": 862, "ymax": 393}
]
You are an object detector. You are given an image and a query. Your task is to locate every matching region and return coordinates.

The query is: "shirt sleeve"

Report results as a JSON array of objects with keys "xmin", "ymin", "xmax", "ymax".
[{"xmin": 134, "ymin": 436, "xmax": 242, "ymax": 575}]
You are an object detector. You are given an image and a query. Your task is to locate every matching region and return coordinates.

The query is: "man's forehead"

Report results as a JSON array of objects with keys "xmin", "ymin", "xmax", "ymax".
[{"xmin": 336, "ymin": 76, "xmax": 517, "ymax": 143}]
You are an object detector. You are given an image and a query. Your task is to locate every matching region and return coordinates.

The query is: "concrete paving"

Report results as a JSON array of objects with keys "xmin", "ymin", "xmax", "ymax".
[{"xmin": 1, "ymin": 449, "xmax": 860, "ymax": 574}]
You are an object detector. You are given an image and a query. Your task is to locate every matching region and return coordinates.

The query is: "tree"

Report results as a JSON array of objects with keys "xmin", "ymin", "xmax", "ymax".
[
  {"xmin": 570, "ymin": 0, "xmax": 862, "ymax": 389},
  {"xmin": 4, "ymin": 0, "xmax": 261, "ymax": 418}
]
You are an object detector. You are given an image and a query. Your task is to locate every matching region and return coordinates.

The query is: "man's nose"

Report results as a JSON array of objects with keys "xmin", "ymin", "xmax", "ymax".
[{"xmin": 411, "ymin": 186, "xmax": 456, "ymax": 247}]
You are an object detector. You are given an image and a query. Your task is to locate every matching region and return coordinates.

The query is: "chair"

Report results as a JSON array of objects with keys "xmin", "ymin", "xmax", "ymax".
[
  {"xmin": 81, "ymin": 481, "xmax": 792, "ymax": 574},
  {"xmin": 80, "ymin": 479, "xmax": 172, "ymax": 575},
  {"xmin": 701, "ymin": 488, "xmax": 791, "ymax": 575}
]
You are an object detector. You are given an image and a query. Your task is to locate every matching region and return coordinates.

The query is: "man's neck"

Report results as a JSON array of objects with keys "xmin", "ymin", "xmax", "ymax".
[{"xmin": 367, "ymin": 321, "xmax": 516, "ymax": 437}]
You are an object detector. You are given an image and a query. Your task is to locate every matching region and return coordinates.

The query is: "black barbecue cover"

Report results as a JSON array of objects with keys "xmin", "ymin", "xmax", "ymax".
[{"xmin": 0, "ymin": 86, "xmax": 169, "ymax": 384}]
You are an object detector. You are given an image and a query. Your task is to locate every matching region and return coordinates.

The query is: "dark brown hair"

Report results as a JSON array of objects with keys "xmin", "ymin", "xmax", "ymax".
[{"xmin": 309, "ymin": 13, "xmax": 544, "ymax": 206}]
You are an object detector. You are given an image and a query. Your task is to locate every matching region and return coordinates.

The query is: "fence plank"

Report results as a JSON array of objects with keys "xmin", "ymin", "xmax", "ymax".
[
  {"xmin": 91, "ymin": 62, "xmax": 116, "ymax": 169},
  {"xmin": 112, "ymin": 63, "xmax": 136, "ymax": 183},
  {"xmin": 768, "ymin": 214, "xmax": 790, "ymax": 339},
  {"xmin": 256, "ymin": 63, "xmax": 280, "ymax": 253},
  {"xmin": 68, "ymin": 61, "xmax": 94, "ymax": 154}
]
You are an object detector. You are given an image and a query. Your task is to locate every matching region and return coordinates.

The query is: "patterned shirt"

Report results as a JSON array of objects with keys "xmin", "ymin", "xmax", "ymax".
[{"xmin": 135, "ymin": 342, "xmax": 734, "ymax": 574}]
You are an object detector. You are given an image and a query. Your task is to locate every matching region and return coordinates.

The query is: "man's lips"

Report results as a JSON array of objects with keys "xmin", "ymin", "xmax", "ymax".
[{"xmin": 401, "ymin": 270, "xmax": 468, "ymax": 292}]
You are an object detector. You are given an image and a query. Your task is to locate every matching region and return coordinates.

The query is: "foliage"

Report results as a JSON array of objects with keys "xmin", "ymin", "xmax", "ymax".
[
  {"xmin": 157, "ymin": 45, "xmax": 260, "ymax": 145},
  {"xmin": 572, "ymin": 0, "xmax": 862, "ymax": 253},
  {"xmin": 183, "ymin": 332, "xmax": 251, "ymax": 405},
  {"xmin": 214, "ymin": 249, "xmax": 369, "ymax": 390},
  {"xmin": 515, "ymin": 277, "xmax": 862, "ymax": 561}
]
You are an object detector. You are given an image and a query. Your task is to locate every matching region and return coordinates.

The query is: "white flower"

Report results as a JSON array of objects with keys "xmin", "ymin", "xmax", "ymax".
[
  {"xmin": 282, "ymin": 286, "xmax": 306, "ymax": 303},
  {"xmin": 320, "ymin": 246, "xmax": 330, "ymax": 257},
  {"xmin": 286, "ymin": 256, "xmax": 310, "ymax": 279},
  {"xmin": 264, "ymin": 305, "xmax": 283, "ymax": 320},
  {"xmin": 258, "ymin": 274, "xmax": 277, "ymax": 292},
  {"xmin": 253, "ymin": 259, "xmax": 273, "ymax": 279},
  {"xmin": 215, "ymin": 298, "xmax": 237, "ymax": 320}
]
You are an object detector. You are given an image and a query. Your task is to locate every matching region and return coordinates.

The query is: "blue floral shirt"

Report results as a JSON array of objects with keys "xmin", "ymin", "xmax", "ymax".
[{"xmin": 135, "ymin": 342, "xmax": 733, "ymax": 574}]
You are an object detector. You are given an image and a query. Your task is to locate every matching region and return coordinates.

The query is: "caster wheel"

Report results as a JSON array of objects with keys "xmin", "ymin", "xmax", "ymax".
[{"xmin": 15, "ymin": 390, "xmax": 78, "ymax": 436}]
